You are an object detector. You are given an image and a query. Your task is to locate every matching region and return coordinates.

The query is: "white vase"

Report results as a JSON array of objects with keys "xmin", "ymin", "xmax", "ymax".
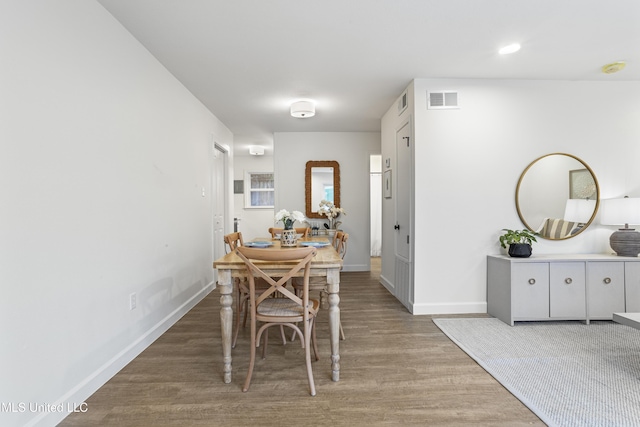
[{"xmin": 280, "ymin": 229, "xmax": 297, "ymax": 247}]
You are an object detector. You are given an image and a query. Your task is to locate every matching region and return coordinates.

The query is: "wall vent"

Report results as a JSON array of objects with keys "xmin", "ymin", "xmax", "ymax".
[
  {"xmin": 427, "ymin": 91, "xmax": 459, "ymax": 109},
  {"xmin": 397, "ymin": 91, "xmax": 408, "ymax": 115}
]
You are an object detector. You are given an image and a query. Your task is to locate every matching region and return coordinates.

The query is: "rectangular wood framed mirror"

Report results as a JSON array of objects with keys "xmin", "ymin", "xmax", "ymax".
[{"xmin": 305, "ymin": 160, "xmax": 340, "ymax": 218}]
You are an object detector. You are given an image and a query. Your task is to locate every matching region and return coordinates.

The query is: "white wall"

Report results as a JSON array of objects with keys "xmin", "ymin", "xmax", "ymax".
[
  {"xmin": 382, "ymin": 78, "xmax": 640, "ymax": 315},
  {"xmin": 273, "ymin": 132, "xmax": 381, "ymax": 271},
  {"xmin": 233, "ymin": 155, "xmax": 275, "ymax": 240},
  {"xmin": 0, "ymin": 2, "xmax": 233, "ymax": 426}
]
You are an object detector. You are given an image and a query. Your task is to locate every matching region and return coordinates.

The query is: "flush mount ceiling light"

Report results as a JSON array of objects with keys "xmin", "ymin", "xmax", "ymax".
[
  {"xmin": 290, "ymin": 100, "xmax": 315, "ymax": 118},
  {"xmin": 499, "ymin": 43, "xmax": 521, "ymax": 55},
  {"xmin": 602, "ymin": 61, "xmax": 626, "ymax": 74},
  {"xmin": 249, "ymin": 145, "xmax": 264, "ymax": 156}
]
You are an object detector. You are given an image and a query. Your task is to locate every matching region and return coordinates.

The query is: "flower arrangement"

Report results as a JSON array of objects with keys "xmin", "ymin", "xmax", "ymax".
[
  {"xmin": 274, "ymin": 209, "xmax": 306, "ymax": 230},
  {"xmin": 318, "ymin": 200, "xmax": 346, "ymax": 229}
]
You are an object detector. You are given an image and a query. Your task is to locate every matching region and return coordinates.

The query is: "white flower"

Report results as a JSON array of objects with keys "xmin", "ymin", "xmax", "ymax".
[
  {"xmin": 275, "ymin": 209, "xmax": 306, "ymax": 229},
  {"xmin": 318, "ymin": 200, "xmax": 346, "ymax": 221},
  {"xmin": 274, "ymin": 209, "xmax": 290, "ymax": 222},
  {"xmin": 292, "ymin": 210, "xmax": 306, "ymax": 222}
]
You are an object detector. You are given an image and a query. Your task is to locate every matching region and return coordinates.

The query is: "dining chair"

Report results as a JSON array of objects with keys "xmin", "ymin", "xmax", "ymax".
[
  {"xmin": 268, "ymin": 227, "xmax": 310, "ymax": 238},
  {"xmin": 292, "ymin": 231, "xmax": 348, "ymax": 341},
  {"xmin": 236, "ymin": 246, "xmax": 320, "ymax": 396},
  {"xmin": 223, "ymin": 232, "xmax": 275, "ymax": 349},
  {"xmin": 224, "ymin": 231, "xmax": 243, "ymax": 253}
]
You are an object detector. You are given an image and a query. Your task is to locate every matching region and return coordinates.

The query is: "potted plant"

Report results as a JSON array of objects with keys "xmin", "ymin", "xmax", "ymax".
[
  {"xmin": 275, "ymin": 209, "xmax": 305, "ymax": 246},
  {"xmin": 499, "ymin": 229, "xmax": 538, "ymax": 258}
]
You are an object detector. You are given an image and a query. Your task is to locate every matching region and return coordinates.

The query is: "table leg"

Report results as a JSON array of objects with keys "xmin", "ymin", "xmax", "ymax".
[
  {"xmin": 218, "ymin": 269, "xmax": 233, "ymax": 383},
  {"xmin": 326, "ymin": 268, "xmax": 340, "ymax": 382}
]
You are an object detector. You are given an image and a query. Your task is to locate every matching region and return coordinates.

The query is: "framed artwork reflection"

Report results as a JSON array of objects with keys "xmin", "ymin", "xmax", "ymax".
[
  {"xmin": 384, "ymin": 170, "xmax": 392, "ymax": 199},
  {"xmin": 570, "ymin": 169, "xmax": 596, "ymax": 199}
]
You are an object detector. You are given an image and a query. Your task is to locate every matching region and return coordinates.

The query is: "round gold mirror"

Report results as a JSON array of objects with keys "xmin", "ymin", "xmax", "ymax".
[{"xmin": 516, "ymin": 153, "xmax": 599, "ymax": 240}]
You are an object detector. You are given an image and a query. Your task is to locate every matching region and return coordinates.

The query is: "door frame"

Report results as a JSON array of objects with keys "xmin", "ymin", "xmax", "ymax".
[{"xmin": 212, "ymin": 141, "xmax": 229, "ymax": 283}]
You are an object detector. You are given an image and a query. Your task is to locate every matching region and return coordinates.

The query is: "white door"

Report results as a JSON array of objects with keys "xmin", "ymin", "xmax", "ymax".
[
  {"xmin": 212, "ymin": 144, "xmax": 227, "ymax": 278},
  {"xmin": 395, "ymin": 121, "xmax": 411, "ymax": 262},
  {"xmin": 393, "ymin": 120, "xmax": 413, "ymax": 309}
]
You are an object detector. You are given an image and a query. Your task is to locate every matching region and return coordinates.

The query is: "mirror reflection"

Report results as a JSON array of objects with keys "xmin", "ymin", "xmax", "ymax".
[
  {"xmin": 305, "ymin": 160, "xmax": 340, "ymax": 218},
  {"xmin": 516, "ymin": 153, "xmax": 599, "ymax": 240},
  {"xmin": 311, "ymin": 167, "xmax": 334, "ymax": 205}
]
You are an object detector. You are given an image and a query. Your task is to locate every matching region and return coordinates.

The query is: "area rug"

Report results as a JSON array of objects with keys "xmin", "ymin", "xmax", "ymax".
[{"xmin": 433, "ymin": 318, "xmax": 640, "ymax": 427}]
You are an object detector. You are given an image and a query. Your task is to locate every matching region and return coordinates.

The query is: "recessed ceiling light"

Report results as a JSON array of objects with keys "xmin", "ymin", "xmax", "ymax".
[
  {"xmin": 499, "ymin": 43, "xmax": 521, "ymax": 55},
  {"xmin": 602, "ymin": 61, "xmax": 626, "ymax": 74}
]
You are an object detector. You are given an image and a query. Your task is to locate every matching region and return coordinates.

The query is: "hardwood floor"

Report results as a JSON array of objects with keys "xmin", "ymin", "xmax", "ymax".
[{"xmin": 60, "ymin": 258, "xmax": 543, "ymax": 426}]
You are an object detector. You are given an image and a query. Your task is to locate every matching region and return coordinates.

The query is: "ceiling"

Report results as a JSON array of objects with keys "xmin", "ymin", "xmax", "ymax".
[{"xmin": 97, "ymin": 0, "xmax": 640, "ymax": 156}]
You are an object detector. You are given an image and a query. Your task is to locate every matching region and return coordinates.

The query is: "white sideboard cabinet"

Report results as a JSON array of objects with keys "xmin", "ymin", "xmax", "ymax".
[{"xmin": 487, "ymin": 254, "xmax": 640, "ymax": 326}]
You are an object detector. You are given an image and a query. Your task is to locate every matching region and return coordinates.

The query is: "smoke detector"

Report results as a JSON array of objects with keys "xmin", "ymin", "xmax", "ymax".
[{"xmin": 602, "ymin": 61, "xmax": 626, "ymax": 74}]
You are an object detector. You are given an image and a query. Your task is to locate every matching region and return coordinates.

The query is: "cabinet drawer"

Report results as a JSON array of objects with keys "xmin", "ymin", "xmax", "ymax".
[
  {"xmin": 550, "ymin": 262, "xmax": 586, "ymax": 318},
  {"xmin": 587, "ymin": 262, "xmax": 625, "ymax": 319},
  {"xmin": 512, "ymin": 263, "xmax": 549, "ymax": 319}
]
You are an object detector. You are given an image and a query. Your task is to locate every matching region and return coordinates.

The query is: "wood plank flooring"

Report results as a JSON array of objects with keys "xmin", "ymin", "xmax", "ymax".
[{"xmin": 60, "ymin": 259, "xmax": 543, "ymax": 426}]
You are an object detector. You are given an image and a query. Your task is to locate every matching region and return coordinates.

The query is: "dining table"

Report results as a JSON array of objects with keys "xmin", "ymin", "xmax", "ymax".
[{"xmin": 213, "ymin": 236, "xmax": 344, "ymax": 384}]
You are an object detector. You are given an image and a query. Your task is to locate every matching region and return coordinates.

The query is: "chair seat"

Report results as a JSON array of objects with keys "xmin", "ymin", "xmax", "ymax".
[{"xmin": 258, "ymin": 298, "xmax": 319, "ymax": 317}]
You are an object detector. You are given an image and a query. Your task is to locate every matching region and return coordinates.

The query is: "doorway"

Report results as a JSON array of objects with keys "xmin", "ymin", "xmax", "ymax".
[
  {"xmin": 370, "ymin": 155, "xmax": 382, "ymax": 257},
  {"xmin": 212, "ymin": 143, "xmax": 228, "ymax": 282}
]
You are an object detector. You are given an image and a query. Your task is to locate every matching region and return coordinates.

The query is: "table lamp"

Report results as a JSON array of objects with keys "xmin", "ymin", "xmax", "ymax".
[
  {"xmin": 600, "ymin": 197, "xmax": 640, "ymax": 257},
  {"xmin": 564, "ymin": 199, "xmax": 597, "ymax": 225}
]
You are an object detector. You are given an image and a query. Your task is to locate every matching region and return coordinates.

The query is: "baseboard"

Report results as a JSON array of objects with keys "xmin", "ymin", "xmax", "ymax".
[
  {"xmin": 342, "ymin": 263, "xmax": 368, "ymax": 272},
  {"xmin": 33, "ymin": 283, "xmax": 215, "ymax": 427},
  {"xmin": 379, "ymin": 273, "xmax": 394, "ymax": 292},
  {"xmin": 378, "ymin": 276, "xmax": 485, "ymax": 315},
  {"xmin": 411, "ymin": 301, "xmax": 487, "ymax": 315}
]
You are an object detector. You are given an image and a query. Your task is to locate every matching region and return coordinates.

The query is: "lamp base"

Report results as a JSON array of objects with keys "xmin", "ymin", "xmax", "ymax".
[{"xmin": 610, "ymin": 229, "xmax": 640, "ymax": 257}]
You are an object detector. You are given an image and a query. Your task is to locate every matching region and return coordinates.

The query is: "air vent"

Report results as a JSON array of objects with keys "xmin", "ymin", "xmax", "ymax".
[
  {"xmin": 427, "ymin": 91, "xmax": 459, "ymax": 109},
  {"xmin": 397, "ymin": 91, "xmax": 408, "ymax": 114}
]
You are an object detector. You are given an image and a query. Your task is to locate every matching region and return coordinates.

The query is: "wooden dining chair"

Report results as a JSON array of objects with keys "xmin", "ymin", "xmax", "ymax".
[
  {"xmin": 236, "ymin": 246, "xmax": 320, "ymax": 396},
  {"xmin": 268, "ymin": 227, "xmax": 310, "ymax": 238},
  {"xmin": 292, "ymin": 231, "xmax": 348, "ymax": 341},
  {"xmin": 224, "ymin": 231, "xmax": 243, "ymax": 253},
  {"xmin": 223, "ymin": 232, "xmax": 275, "ymax": 349}
]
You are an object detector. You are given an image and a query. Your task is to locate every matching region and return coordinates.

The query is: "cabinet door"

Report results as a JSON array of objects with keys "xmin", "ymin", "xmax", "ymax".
[
  {"xmin": 512, "ymin": 263, "xmax": 549, "ymax": 320},
  {"xmin": 550, "ymin": 262, "xmax": 586, "ymax": 318},
  {"xmin": 587, "ymin": 262, "xmax": 625, "ymax": 319},
  {"xmin": 625, "ymin": 262, "xmax": 640, "ymax": 312}
]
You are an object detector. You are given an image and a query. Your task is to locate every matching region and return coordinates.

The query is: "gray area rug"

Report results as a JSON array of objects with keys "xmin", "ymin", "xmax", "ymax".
[{"xmin": 433, "ymin": 318, "xmax": 640, "ymax": 427}]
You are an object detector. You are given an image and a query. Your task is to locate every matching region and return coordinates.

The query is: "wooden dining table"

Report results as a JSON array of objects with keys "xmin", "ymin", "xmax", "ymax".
[{"xmin": 213, "ymin": 237, "xmax": 344, "ymax": 384}]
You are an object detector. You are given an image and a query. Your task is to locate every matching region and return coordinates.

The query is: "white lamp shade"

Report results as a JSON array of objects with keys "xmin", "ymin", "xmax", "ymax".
[
  {"xmin": 600, "ymin": 198, "xmax": 640, "ymax": 226},
  {"xmin": 564, "ymin": 199, "xmax": 596, "ymax": 223},
  {"xmin": 290, "ymin": 100, "xmax": 315, "ymax": 118}
]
